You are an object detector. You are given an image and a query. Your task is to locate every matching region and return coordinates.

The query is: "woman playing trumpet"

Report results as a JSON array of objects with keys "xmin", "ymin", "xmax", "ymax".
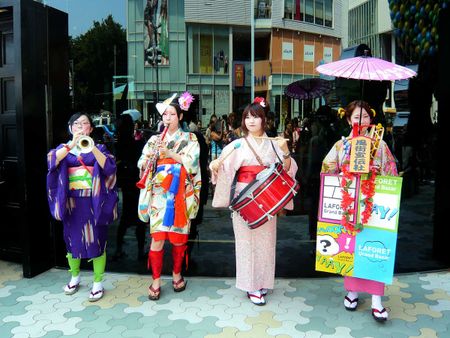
[
  {"xmin": 46, "ymin": 113, "xmax": 118, "ymax": 302},
  {"xmin": 137, "ymin": 92, "xmax": 201, "ymax": 301}
]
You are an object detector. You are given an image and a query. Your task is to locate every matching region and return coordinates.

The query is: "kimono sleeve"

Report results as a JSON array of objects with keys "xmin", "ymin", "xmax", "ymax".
[
  {"xmin": 46, "ymin": 145, "xmax": 68, "ymax": 221},
  {"xmin": 375, "ymin": 141, "xmax": 398, "ymax": 176},
  {"xmin": 321, "ymin": 141, "xmax": 342, "ymax": 174},
  {"xmin": 211, "ymin": 142, "xmax": 241, "ymax": 208},
  {"xmin": 96, "ymin": 143, "xmax": 117, "ymax": 177},
  {"xmin": 179, "ymin": 133, "xmax": 200, "ymax": 175},
  {"xmin": 137, "ymin": 136, "xmax": 157, "ymax": 170}
]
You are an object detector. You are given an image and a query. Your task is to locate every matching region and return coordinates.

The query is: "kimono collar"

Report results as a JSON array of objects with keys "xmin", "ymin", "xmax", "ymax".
[
  {"xmin": 247, "ymin": 132, "xmax": 268, "ymax": 150},
  {"xmin": 165, "ymin": 128, "xmax": 182, "ymax": 142}
]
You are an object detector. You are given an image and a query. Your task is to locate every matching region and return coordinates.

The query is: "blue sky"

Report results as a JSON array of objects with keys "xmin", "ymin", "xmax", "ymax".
[{"xmin": 43, "ymin": 0, "xmax": 126, "ymax": 37}]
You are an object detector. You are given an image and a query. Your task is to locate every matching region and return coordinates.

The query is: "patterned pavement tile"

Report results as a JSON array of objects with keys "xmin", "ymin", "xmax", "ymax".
[
  {"xmin": 405, "ymin": 315, "xmax": 449, "ymax": 335},
  {"xmin": 295, "ymin": 316, "xmax": 338, "ymax": 335},
  {"xmin": 64, "ymin": 304, "xmax": 101, "ymax": 322},
  {"xmin": 404, "ymin": 302, "xmax": 443, "ymax": 318},
  {"xmin": 266, "ymin": 320, "xmax": 306, "ymax": 337},
  {"xmin": 0, "ymin": 321, "xmax": 19, "ymax": 338},
  {"xmin": 121, "ymin": 320, "xmax": 159, "ymax": 337},
  {"xmin": 10, "ymin": 320, "xmax": 51, "ymax": 337},
  {"xmin": 409, "ymin": 328, "xmax": 438, "ymax": 338},
  {"xmin": 106, "ymin": 311, "xmax": 144, "ymax": 330},
  {"xmin": 198, "ymin": 304, "xmax": 233, "ymax": 321},
  {"xmin": 205, "ymin": 327, "xmax": 239, "ymax": 337},
  {"xmin": 3, "ymin": 310, "xmax": 40, "ymax": 327},
  {"xmin": 185, "ymin": 316, "xmax": 222, "ymax": 337},
  {"xmin": 245, "ymin": 310, "xmax": 281, "ymax": 328},
  {"xmin": 75, "ymin": 313, "xmax": 114, "ymax": 334},
  {"xmin": 42, "ymin": 317, "xmax": 83, "ymax": 336},
  {"xmin": 322, "ymin": 326, "xmax": 353, "ymax": 338},
  {"xmin": 430, "ymin": 299, "xmax": 450, "ymax": 312},
  {"xmin": 425, "ymin": 288, "xmax": 450, "ymax": 302},
  {"xmin": 89, "ymin": 325, "xmax": 127, "ymax": 338}
]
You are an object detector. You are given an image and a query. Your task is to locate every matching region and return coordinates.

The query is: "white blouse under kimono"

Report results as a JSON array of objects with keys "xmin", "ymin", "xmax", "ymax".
[{"xmin": 211, "ymin": 134, "xmax": 298, "ymax": 292}]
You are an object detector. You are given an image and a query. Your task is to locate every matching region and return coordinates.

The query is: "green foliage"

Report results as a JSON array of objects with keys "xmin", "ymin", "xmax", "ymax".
[{"xmin": 70, "ymin": 15, "xmax": 127, "ymax": 111}]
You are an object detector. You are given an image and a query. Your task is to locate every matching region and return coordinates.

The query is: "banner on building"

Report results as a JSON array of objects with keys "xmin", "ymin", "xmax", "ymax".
[
  {"xmin": 144, "ymin": 0, "xmax": 170, "ymax": 66},
  {"xmin": 304, "ymin": 44, "xmax": 315, "ymax": 62},
  {"xmin": 316, "ymin": 174, "xmax": 402, "ymax": 284},
  {"xmin": 282, "ymin": 42, "xmax": 293, "ymax": 60},
  {"xmin": 235, "ymin": 64, "xmax": 245, "ymax": 87},
  {"xmin": 323, "ymin": 47, "xmax": 333, "ymax": 63}
]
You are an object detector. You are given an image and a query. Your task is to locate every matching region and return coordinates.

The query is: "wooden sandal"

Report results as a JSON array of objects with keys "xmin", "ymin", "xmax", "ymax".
[
  {"xmin": 172, "ymin": 277, "xmax": 187, "ymax": 292},
  {"xmin": 148, "ymin": 285, "xmax": 161, "ymax": 300}
]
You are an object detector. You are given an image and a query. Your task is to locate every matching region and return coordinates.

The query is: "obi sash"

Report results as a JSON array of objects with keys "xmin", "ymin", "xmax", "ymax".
[
  {"xmin": 236, "ymin": 165, "xmax": 265, "ymax": 183},
  {"xmin": 68, "ymin": 166, "xmax": 94, "ymax": 191},
  {"xmin": 156, "ymin": 158, "xmax": 188, "ymax": 228}
]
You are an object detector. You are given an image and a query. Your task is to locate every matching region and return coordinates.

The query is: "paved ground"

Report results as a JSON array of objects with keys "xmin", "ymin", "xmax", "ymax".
[{"xmin": 1, "ymin": 261, "xmax": 449, "ymax": 338}]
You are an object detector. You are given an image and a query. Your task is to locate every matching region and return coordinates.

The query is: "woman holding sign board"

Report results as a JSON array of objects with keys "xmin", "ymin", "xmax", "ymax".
[{"xmin": 321, "ymin": 100, "xmax": 398, "ymax": 322}]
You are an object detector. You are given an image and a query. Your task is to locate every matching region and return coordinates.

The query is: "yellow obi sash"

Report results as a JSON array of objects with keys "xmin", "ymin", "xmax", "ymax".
[{"xmin": 68, "ymin": 166, "xmax": 93, "ymax": 190}]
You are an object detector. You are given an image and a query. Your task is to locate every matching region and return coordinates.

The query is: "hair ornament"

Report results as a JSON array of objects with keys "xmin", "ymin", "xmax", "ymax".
[
  {"xmin": 371, "ymin": 108, "xmax": 376, "ymax": 117},
  {"xmin": 337, "ymin": 107, "xmax": 346, "ymax": 119},
  {"xmin": 253, "ymin": 97, "xmax": 266, "ymax": 108},
  {"xmin": 178, "ymin": 91, "xmax": 195, "ymax": 111}
]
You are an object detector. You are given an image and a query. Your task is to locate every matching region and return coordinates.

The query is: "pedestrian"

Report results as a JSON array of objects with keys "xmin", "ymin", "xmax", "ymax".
[
  {"xmin": 137, "ymin": 92, "xmax": 201, "ymax": 301},
  {"xmin": 321, "ymin": 100, "xmax": 398, "ymax": 322},
  {"xmin": 113, "ymin": 114, "xmax": 147, "ymax": 261},
  {"xmin": 46, "ymin": 112, "xmax": 118, "ymax": 302},
  {"xmin": 209, "ymin": 97, "xmax": 298, "ymax": 305}
]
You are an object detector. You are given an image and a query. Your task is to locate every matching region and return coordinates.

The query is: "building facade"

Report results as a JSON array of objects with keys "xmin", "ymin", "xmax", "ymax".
[{"xmin": 127, "ymin": 0, "xmax": 346, "ymax": 125}]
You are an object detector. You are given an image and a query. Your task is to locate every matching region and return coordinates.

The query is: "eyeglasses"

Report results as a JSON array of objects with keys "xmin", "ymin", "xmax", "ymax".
[{"xmin": 72, "ymin": 121, "xmax": 91, "ymax": 127}]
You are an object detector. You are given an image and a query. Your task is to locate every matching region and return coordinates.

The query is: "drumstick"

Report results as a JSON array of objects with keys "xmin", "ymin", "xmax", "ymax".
[
  {"xmin": 254, "ymin": 136, "xmax": 290, "ymax": 141},
  {"xmin": 218, "ymin": 141, "xmax": 241, "ymax": 165}
]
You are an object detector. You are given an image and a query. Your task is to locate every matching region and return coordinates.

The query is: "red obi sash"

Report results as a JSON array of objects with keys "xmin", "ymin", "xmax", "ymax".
[{"xmin": 237, "ymin": 165, "xmax": 266, "ymax": 183}]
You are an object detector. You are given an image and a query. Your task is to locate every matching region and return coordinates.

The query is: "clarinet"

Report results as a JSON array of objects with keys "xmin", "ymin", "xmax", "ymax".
[{"xmin": 136, "ymin": 126, "xmax": 169, "ymax": 189}]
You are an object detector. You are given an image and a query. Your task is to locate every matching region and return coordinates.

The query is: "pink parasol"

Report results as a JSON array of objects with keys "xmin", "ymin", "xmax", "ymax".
[{"xmin": 316, "ymin": 55, "xmax": 417, "ymax": 81}]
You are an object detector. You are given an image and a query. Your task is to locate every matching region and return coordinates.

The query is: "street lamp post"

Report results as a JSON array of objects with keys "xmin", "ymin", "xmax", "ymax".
[{"xmin": 144, "ymin": 22, "xmax": 162, "ymax": 125}]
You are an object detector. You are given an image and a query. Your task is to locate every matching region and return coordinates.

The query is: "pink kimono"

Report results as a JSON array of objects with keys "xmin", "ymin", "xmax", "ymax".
[
  {"xmin": 322, "ymin": 136, "xmax": 398, "ymax": 295},
  {"xmin": 211, "ymin": 135, "xmax": 298, "ymax": 292}
]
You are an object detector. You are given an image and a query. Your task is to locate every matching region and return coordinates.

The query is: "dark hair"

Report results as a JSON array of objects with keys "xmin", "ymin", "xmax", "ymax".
[
  {"xmin": 167, "ymin": 103, "xmax": 183, "ymax": 117},
  {"xmin": 344, "ymin": 100, "xmax": 375, "ymax": 121},
  {"xmin": 68, "ymin": 112, "xmax": 93, "ymax": 127},
  {"xmin": 241, "ymin": 103, "xmax": 266, "ymax": 134},
  {"xmin": 116, "ymin": 114, "xmax": 134, "ymax": 140}
]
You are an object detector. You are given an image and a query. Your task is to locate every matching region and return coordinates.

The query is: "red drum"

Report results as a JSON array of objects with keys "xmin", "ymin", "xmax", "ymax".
[{"xmin": 230, "ymin": 162, "xmax": 300, "ymax": 229}]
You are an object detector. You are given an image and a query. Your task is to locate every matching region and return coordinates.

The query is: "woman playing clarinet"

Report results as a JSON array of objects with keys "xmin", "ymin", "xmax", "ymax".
[
  {"xmin": 209, "ymin": 98, "xmax": 298, "ymax": 305},
  {"xmin": 137, "ymin": 92, "xmax": 201, "ymax": 301}
]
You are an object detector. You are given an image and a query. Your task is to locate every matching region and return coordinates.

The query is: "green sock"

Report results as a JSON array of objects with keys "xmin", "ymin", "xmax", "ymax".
[
  {"xmin": 66, "ymin": 253, "xmax": 81, "ymax": 277},
  {"xmin": 92, "ymin": 252, "xmax": 106, "ymax": 283}
]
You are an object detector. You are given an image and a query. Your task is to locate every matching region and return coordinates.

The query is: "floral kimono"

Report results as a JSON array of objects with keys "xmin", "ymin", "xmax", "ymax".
[
  {"xmin": 321, "ymin": 135, "xmax": 398, "ymax": 295},
  {"xmin": 138, "ymin": 129, "xmax": 201, "ymax": 238},
  {"xmin": 47, "ymin": 144, "xmax": 118, "ymax": 259},
  {"xmin": 211, "ymin": 134, "xmax": 298, "ymax": 292}
]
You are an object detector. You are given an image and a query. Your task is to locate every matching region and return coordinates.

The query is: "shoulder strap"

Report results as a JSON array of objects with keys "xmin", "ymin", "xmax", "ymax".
[
  {"xmin": 243, "ymin": 137, "xmax": 264, "ymax": 166},
  {"xmin": 270, "ymin": 141, "xmax": 283, "ymax": 163}
]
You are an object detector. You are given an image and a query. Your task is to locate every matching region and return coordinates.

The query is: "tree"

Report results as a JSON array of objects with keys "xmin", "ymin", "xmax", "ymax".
[{"xmin": 70, "ymin": 15, "xmax": 127, "ymax": 113}]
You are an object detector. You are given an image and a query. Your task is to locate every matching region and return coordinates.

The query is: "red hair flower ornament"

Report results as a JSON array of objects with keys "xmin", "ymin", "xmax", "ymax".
[{"xmin": 253, "ymin": 97, "xmax": 266, "ymax": 108}]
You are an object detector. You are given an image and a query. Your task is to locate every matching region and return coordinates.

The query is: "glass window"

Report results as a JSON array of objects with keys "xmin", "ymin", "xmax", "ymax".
[
  {"xmin": 213, "ymin": 29, "xmax": 229, "ymax": 75},
  {"xmin": 324, "ymin": 0, "xmax": 333, "ymax": 27},
  {"xmin": 192, "ymin": 30, "xmax": 200, "ymax": 73},
  {"xmin": 299, "ymin": 0, "xmax": 305, "ymax": 21},
  {"xmin": 315, "ymin": 0, "xmax": 324, "ymax": 25},
  {"xmin": 284, "ymin": 0, "xmax": 294, "ymax": 19},
  {"xmin": 305, "ymin": 0, "xmax": 314, "ymax": 23},
  {"xmin": 4, "ymin": 78, "xmax": 15, "ymax": 112}
]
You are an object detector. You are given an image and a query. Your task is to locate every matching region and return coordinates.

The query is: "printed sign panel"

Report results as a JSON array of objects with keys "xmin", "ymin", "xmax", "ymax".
[
  {"xmin": 316, "ymin": 174, "xmax": 402, "ymax": 284},
  {"xmin": 319, "ymin": 174, "xmax": 360, "ymax": 224},
  {"xmin": 315, "ymin": 221, "xmax": 356, "ymax": 277}
]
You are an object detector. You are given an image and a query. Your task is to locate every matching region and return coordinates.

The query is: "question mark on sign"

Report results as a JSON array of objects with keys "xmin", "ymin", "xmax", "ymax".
[
  {"xmin": 317, "ymin": 235, "xmax": 340, "ymax": 256},
  {"xmin": 320, "ymin": 240, "xmax": 331, "ymax": 253}
]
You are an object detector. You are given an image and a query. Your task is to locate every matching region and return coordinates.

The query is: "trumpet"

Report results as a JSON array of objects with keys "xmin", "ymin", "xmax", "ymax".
[{"xmin": 77, "ymin": 135, "xmax": 94, "ymax": 153}]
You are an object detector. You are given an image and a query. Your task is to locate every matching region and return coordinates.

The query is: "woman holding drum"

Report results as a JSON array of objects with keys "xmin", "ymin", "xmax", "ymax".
[
  {"xmin": 210, "ymin": 98, "xmax": 298, "ymax": 305},
  {"xmin": 321, "ymin": 100, "xmax": 398, "ymax": 321},
  {"xmin": 137, "ymin": 92, "xmax": 201, "ymax": 301}
]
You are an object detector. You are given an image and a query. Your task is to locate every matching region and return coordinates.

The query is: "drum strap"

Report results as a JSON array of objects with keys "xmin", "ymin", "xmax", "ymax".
[{"xmin": 269, "ymin": 141, "xmax": 283, "ymax": 163}]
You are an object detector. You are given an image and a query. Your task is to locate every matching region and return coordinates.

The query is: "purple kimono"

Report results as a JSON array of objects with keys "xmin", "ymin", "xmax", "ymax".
[{"xmin": 47, "ymin": 144, "xmax": 118, "ymax": 259}]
